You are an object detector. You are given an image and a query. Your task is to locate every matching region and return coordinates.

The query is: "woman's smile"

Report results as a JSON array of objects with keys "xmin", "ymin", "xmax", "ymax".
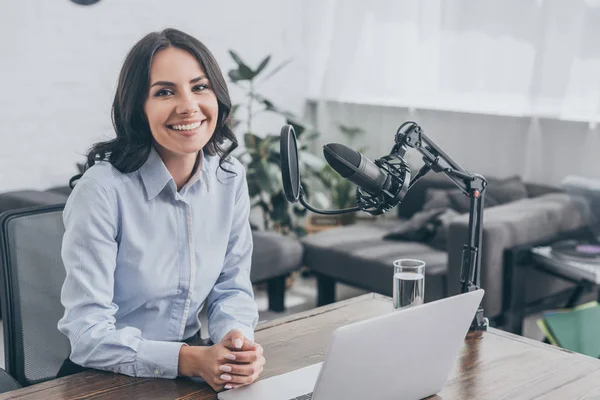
[{"xmin": 166, "ymin": 119, "xmax": 206, "ymax": 136}]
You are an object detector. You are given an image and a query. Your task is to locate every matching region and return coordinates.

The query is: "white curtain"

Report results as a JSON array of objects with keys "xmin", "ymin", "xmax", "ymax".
[
  {"xmin": 305, "ymin": 0, "xmax": 600, "ymax": 183},
  {"xmin": 307, "ymin": 0, "xmax": 600, "ymax": 120}
]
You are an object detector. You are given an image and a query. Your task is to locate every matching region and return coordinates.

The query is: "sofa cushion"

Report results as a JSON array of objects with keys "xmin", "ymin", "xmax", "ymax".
[
  {"xmin": 423, "ymin": 176, "xmax": 528, "ymax": 214},
  {"xmin": 302, "ymin": 221, "xmax": 447, "ymax": 302},
  {"xmin": 486, "ymin": 176, "xmax": 529, "ymax": 205},
  {"xmin": 398, "ymin": 174, "xmax": 529, "ymax": 219},
  {"xmin": 250, "ymin": 230, "xmax": 303, "ymax": 283},
  {"xmin": 382, "ymin": 208, "xmax": 446, "ymax": 242},
  {"xmin": 423, "ymin": 189, "xmax": 454, "ymax": 211},
  {"xmin": 382, "ymin": 208, "xmax": 460, "ymax": 252}
]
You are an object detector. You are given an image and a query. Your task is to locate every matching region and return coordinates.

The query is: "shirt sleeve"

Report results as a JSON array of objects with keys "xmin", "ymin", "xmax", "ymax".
[
  {"xmin": 57, "ymin": 178, "xmax": 185, "ymax": 378},
  {"xmin": 206, "ymin": 165, "xmax": 259, "ymax": 344}
]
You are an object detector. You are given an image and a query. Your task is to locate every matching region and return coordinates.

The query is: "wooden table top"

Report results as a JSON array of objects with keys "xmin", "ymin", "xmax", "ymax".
[{"xmin": 2, "ymin": 293, "xmax": 600, "ymax": 399}]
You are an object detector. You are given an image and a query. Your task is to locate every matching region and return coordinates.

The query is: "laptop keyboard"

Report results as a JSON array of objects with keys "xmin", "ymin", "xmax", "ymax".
[{"xmin": 288, "ymin": 393, "xmax": 313, "ymax": 400}]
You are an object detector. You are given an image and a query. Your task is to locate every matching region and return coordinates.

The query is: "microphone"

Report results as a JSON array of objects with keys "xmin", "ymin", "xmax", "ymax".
[
  {"xmin": 323, "ymin": 143, "xmax": 411, "ymax": 215},
  {"xmin": 279, "ymin": 124, "xmax": 410, "ymax": 216},
  {"xmin": 323, "ymin": 143, "xmax": 389, "ymax": 195}
]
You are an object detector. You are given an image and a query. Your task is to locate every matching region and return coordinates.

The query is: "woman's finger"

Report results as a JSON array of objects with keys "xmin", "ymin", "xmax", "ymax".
[
  {"xmin": 222, "ymin": 339, "xmax": 258, "ymax": 352},
  {"xmin": 228, "ymin": 349, "xmax": 259, "ymax": 363},
  {"xmin": 223, "ymin": 383, "xmax": 243, "ymax": 390},
  {"xmin": 220, "ymin": 362, "xmax": 258, "ymax": 376},
  {"xmin": 219, "ymin": 372, "xmax": 254, "ymax": 385}
]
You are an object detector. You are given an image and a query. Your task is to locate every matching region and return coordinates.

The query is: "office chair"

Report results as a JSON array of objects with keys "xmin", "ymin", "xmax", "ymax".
[
  {"xmin": 0, "ymin": 204, "xmax": 70, "ymax": 386},
  {"xmin": 0, "ymin": 368, "xmax": 20, "ymax": 393}
]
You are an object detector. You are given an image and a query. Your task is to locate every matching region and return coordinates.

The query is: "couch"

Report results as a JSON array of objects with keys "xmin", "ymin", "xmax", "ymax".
[
  {"xmin": 0, "ymin": 187, "xmax": 302, "ymax": 312},
  {"xmin": 302, "ymin": 174, "xmax": 590, "ymax": 327}
]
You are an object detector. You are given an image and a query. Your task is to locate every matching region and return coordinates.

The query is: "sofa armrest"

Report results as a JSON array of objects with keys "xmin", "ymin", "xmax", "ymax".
[
  {"xmin": 445, "ymin": 193, "xmax": 587, "ymax": 318},
  {"xmin": 250, "ymin": 230, "xmax": 303, "ymax": 283}
]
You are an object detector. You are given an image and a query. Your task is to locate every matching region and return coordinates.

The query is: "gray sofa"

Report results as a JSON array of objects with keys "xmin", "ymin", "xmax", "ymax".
[
  {"xmin": 302, "ymin": 174, "xmax": 589, "ymax": 327},
  {"xmin": 0, "ymin": 187, "xmax": 302, "ymax": 312}
]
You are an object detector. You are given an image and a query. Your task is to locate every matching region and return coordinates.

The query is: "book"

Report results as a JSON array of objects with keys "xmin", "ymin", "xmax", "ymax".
[{"xmin": 538, "ymin": 301, "xmax": 600, "ymax": 358}]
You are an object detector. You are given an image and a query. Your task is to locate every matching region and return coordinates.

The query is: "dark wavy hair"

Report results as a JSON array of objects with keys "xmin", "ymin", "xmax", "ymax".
[{"xmin": 70, "ymin": 28, "xmax": 237, "ymax": 188}]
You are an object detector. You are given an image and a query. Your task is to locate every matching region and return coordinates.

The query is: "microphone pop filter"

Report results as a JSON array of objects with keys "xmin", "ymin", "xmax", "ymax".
[{"xmin": 280, "ymin": 125, "xmax": 300, "ymax": 203}]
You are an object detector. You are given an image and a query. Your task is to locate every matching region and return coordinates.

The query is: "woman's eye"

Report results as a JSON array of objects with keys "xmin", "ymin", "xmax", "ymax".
[
  {"xmin": 193, "ymin": 84, "xmax": 209, "ymax": 92},
  {"xmin": 154, "ymin": 89, "xmax": 173, "ymax": 97}
]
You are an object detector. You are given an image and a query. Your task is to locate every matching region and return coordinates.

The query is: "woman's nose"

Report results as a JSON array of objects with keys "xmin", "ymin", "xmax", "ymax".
[{"xmin": 176, "ymin": 93, "xmax": 200, "ymax": 115}]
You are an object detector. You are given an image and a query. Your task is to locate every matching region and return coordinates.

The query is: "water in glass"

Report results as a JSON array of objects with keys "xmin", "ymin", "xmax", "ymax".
[{"xmin": 393, "ymin": 270, "xmax": 424, "ymax": 310}]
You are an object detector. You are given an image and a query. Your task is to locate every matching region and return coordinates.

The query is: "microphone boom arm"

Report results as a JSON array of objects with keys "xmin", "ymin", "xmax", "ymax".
[{"xmin": 395, "ymin": 122, "xmax": 488, "ymax": 331}]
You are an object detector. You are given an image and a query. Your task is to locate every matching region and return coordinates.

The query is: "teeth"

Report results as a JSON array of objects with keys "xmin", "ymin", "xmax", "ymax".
[{"xmin": 170, "ymin": 122, "xmax": 202, "ymax": 131}]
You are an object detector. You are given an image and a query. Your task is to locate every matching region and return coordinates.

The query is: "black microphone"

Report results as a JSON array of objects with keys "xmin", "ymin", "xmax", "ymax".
[
  {"xmin": 323, "ymin": 143, "xmax": 411, "ymax": 215},
  {"xmin": 323, "ymin": 143, "xmax": 390, "ymax": 195},
  {"xmin": 279, "ymin": 124, "xmax": 410, "ymax": 216}
]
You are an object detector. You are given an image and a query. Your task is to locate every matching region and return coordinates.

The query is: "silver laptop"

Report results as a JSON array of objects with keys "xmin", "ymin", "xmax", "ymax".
[{"xmin": 218, "ymin": 289, "xmax": 484, "ymax": 400}]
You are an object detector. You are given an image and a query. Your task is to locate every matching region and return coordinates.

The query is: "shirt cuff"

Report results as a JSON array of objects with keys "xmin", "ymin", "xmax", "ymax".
[
  {"xmin": 211, "ymin": 322, "xmax": 255, "ymax": 345},
  {"xmin": 136, "ymin": 340, "xmax": 186, "ymax": 379}
]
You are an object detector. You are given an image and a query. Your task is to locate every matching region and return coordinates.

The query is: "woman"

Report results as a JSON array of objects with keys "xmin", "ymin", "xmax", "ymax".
[{"xmin": 57, "ymin": 28, "xmax": 265, "ymax": 392}]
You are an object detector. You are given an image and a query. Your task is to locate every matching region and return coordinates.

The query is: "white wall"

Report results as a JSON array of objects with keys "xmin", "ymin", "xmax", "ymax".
[{"xmin": 0, "ymin": 0, "xmax": 307, "ymax": 192}]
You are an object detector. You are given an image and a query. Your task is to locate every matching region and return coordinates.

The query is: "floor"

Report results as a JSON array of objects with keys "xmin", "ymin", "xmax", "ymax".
[{"xmin": 0, "ymin": 273, "xmax": 545, "ymax": 371}]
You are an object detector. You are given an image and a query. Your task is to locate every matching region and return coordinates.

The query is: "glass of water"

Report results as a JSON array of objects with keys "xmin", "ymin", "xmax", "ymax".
[{"xmin": 393, "ymin": 259, "xmax": 425, "ymax": 310}]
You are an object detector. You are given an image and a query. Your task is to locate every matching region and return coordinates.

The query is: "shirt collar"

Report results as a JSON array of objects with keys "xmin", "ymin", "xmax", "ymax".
[
  {"xmin": 139, "ymin": 146, "xmax": 174, "ymax": 200},
  {"xmin": 180, "ymin": 151, "xmax": 204, "ymax": 195},
  {"xmin": 139, "ymin": 147, "xmax": 205, "ymax": 200}
]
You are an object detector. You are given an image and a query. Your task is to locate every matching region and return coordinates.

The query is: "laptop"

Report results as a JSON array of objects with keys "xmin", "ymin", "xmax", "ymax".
[{"xmin": 218, "ymin": 289, "xmax": 484, "ymax": 400}]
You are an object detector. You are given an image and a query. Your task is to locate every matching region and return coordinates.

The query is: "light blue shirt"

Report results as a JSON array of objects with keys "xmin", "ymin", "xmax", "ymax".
[{"xmin": 57, "ymin": 147, "xmax": 258, "ymax": 379}]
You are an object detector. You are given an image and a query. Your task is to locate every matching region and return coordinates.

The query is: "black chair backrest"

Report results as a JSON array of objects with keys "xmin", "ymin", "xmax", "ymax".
[
  {"xmin": 0, "ymin": 367, "xmax": 21, "ymax": 393},
  {"xmin": 0, "ymin": 205, "xmax": 70, "ymax": 386}
]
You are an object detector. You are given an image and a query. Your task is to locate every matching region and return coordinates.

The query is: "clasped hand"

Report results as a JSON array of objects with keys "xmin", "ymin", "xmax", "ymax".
[{"xmin": 178, "ymin": 329, "xmax": 266, "ymax": 392}]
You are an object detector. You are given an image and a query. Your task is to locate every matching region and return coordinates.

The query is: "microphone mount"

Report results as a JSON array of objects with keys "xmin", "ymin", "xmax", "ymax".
[
  {"xmin": 393, "ymin": 121, "xmax": 488, "ymax": 331},
  {"xmin": 355, "ymin": 153, "xmax": 411, "ymax": 216}
]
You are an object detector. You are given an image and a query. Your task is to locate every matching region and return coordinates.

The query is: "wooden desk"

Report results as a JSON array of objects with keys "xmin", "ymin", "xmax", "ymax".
[{"xmin": 2, "ymin": 293, "xmax": 600, "ymax": 399}]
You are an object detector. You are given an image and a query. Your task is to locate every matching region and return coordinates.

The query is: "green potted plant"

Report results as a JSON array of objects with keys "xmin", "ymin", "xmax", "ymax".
[{"xmin": 227, "ymin": 51, "xmax": 328, "ymax": 236}]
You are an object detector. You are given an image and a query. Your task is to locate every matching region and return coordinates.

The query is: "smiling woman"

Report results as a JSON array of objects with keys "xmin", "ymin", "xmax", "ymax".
[
  {"xmin": 57, "ymin": 28, "xmax": 266, "ymax": 393},
  {"xmin": 69, "ymin": 29, "xmax": 237, "ymax": 188},
  {"xmin": 144, "ymin": 47, "xmax": 220, "ymax": 189}
]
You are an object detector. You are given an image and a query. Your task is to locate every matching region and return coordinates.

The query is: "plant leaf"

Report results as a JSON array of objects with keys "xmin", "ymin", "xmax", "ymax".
[
  {"xmin": 301, "ymin": 130, "xmax": 320, "ymax": 141},
  {"xmin": 254, "ymin": 55, "xmax": 271, "ymax": 77},
  {"xmin": 228, "ymin": 50, "xmax": 254, "ymax": 80},
  {"xmin": 299, "ymin": 152, "xmax": 325, "ymax": 171},
  {"xmin": 229, "ymin": 50, "xmax": 246, "ymax": 67},
  {"xmin": 228, "ymin": 69, "xmax": 244, "ymax": 82},
  {"xmin": 258, "ymin": 58, "xmax": 293, "ymax": 83},
  {"xmin": 244, "ymin": 132, "xmax": 263, "ymax": 152},
  {"xmin": 338, "ymin": 124, "xmax": 366, "ymax": 141}
]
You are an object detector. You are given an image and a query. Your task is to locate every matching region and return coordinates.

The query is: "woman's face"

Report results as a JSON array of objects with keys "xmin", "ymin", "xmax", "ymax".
[{"xmin": 144, "ymin": 47, "xmax": 219, "ymax": 159}]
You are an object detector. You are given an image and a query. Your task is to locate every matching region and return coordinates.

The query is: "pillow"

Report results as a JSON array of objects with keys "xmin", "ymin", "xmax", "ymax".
[
  {"xmin": 425, "ymin": 188, "xmax": 497, "ymax": 214},
  {"xmin": 428, "ymin": 208, "xmax": 460, "ymax": 251},
  {"xmin": 423, "ymin": 176, "xmax": 528, "ymax": 214},
  {"xmin": 486, "ymin": 176, "xmax": 528, "ymax": 204},
  {"xmin": 383, "ymin": 208, "xmax": 447, "ymax": 242},
  {"xmin": 423, "ymin": 189, "xmax": 453, "ymax": 211},
  {"xmin": 382, "ymin": 207, "xmax": 460, "ymax": 251}
]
